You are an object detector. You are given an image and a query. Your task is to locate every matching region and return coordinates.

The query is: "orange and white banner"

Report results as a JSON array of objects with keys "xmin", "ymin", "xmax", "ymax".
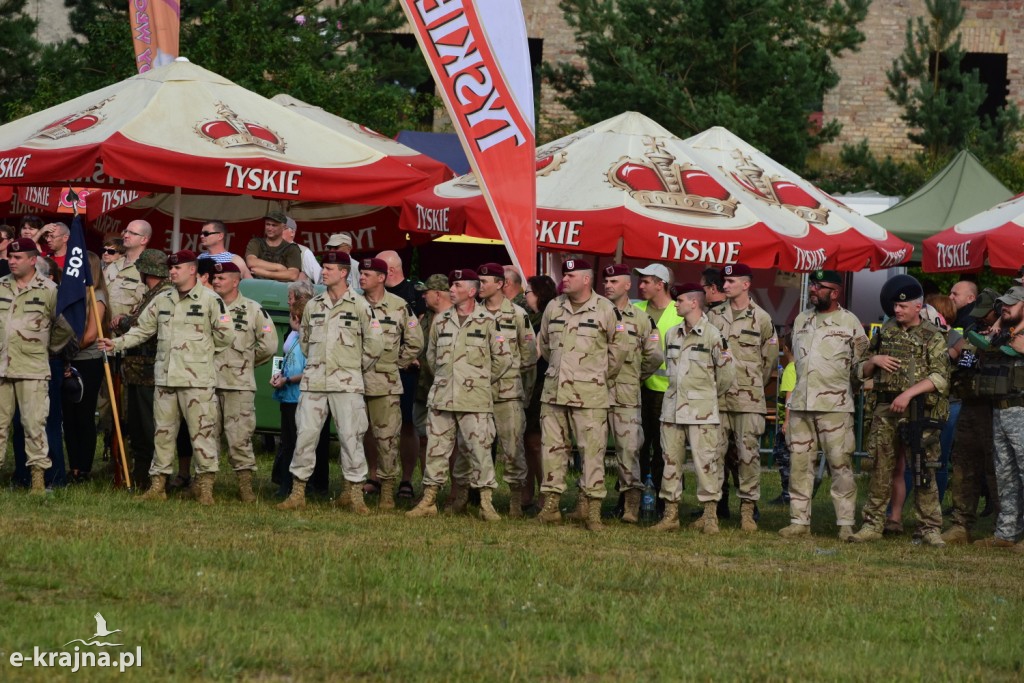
[
  {"xmin": 399, "ymin": 0, "xmax": 537, "ymax": 276},
  {"xmin": 129, "ymin": 0, "xmax": 180, "ymax": 73}
]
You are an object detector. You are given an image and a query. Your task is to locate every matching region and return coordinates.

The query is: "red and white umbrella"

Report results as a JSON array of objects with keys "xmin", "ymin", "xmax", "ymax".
[
  {"xmin": 922, "ymin": 191, "xmax": 1024, "ymax": 273},
  {"xmin": 400, "ymin": 112, "xmax": 841, "ymax": 270}
]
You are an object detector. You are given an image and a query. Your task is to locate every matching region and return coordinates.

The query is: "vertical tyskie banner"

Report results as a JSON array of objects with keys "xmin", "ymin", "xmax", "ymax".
[
  {"xmin": 400, "ymin": 0, "xmax": 537, "ymax": 277},
  {"xmin": 129, "ymin": 0, "xmax": 181, "ymax": 73}
]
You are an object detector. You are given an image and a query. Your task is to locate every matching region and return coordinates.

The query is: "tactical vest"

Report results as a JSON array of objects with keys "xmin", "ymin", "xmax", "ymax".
[
  {"xmin": 971, "ymin": 352, "xmax": 1024, "ymax": 398},
  {"xmin": 871, "ymin": 322, "xmax": 944, "ymax": 411}
]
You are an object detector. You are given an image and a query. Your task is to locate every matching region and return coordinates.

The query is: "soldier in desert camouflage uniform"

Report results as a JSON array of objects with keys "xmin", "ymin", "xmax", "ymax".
[
  {"xmin": 778, "ymin": 271, "xmax": 868, "ymax": 541},
  {"xmin": 276, "ymin": 251, "xmax": 384, "ymax": 512},
  {"xmin": 849, "ymin": 276, "xmax": 949, "ymax": 546},
  {"xmin": 468, "ymin": 262, "xmax": 537, "ymax": 518},
  {"xmin": 602, "ymin": 264, "xmax": 663, "ymax": 524},
  {"xmin": 407, "ymin": 269, "xmax": 512, "ymax": 521},
  {"xmin": 211, "ymin": 261, "xmax": 278, "ymax": 502},
  {"xmin": 536, "ymin": 258, "xmax": 628, "ymax": 531},
  {"xmin": 0, "ymin": 238, "xmax": 75, "ymax": 494},
  {"xmin": 654, "ymin": 283, "xmax": 734, "ymax": 534},
  {"xmin": 98, "ymin": 250, "xmax": 232, "ymax": 505},
  {"xmin": 360, "ymin": 257, "xmax": 424, "ymax": 509},
  {"xmin": 107, "ymin": 220, "xmax": 152, "ymax": 324},
  {"xmin": 707, "ymin": 263, "xmax": 777, "ymax": 532}
]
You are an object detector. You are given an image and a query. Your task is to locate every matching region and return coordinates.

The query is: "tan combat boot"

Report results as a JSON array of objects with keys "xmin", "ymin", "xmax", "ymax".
[
  {"xmin": 379, "ymin": 479, "xmax": 396, "ymax": 511},
  {"xmin": 507, "ymin": 485, "xmax": 524, "ymax": 519},
  {"xmin": 537, "ymin": 493, "xmax": 562, "ymax": 524},
  {"xmin": 479, "ymin": 489, "xmax": 501, "ymax": 522},
  {"xmin": 973, "ymin": 536, "xmax": 1016, "ymax": 548},
  {"xmin": 140, "ymin": 474, "xmax": 168, "ymax": 501},
  {"xmin": 848, "ymin": 525, "xmax": 883, "ymax": 543},
  {"xmin": 701, "ymin": 502, "xmax": 720, "ymax": 535},
  {"xmin": 407, "ymin": 485, "xmax": 439, "ymax": 518},
  {"xmin": 29, "ymin": 467, "xmax": 46, "ymax": 496},
  {"xmin": 779, "ymin": 523, "xmax": 810, "ymax": 538},
  {"xmin": 237, "ymin": 470, "xmax": 256, "ymax": 503},
  {"xmin": 940, "ymin": 525, "xmax": 971, "ymax": 545},
  {"xmin": 621, "ymin": 489, "xmax": 641, "ymax": 524},
  {"xmin": 565, "ymin": 494, "xmax": 588, "ymax": 522},
  {"xmin": 276, "ymin": 478, "xmax": 307, "ymax": 510},
  {"xmin": 740, "ymin": 500, "xmax": 758, "ymax": 533},
  {"xmin": 920, "ymin": 529, "xmax": 946, "ymax": 547},
  {"xmin": 195, "ymin": 473, "xmax": 215, "ymax": 506},
  {"xmin": 838, "ymin": 526, "xmax": 854, "ymax": 542},
  {"xmin": 585, "ymin": 497, "xmax": 603, "ymax": 531},
  {"xmin": 651, "ymin": 503, "xmax": 680, "ymax": 532},
  {"xmin": 348, "ymin": 481, "xmax": 370, "ymax": 515},
  {"xmin": 450, "ymin": 486, "xmax": 469, "ymax": 514}
]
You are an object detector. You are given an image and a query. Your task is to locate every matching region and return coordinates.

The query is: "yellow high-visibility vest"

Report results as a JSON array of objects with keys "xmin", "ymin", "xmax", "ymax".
[{"xmin": 634, "ymin": 299, "xmax": 683, "ymax": 393}]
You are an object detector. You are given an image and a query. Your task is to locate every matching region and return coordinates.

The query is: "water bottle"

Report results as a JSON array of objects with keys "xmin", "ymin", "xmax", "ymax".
[{"xmin": 640, "ymin": 474, "xmax": 657, "ymax": 525}]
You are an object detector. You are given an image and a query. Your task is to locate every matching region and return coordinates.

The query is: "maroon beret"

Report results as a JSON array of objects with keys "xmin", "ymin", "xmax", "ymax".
[
  {"xmin": 360, "ymin": 257, "xmax": 388, "ymax": 274},
  {"xmin": 323, "ymin": 250, "xmax": 351, "ymax": 266},
  {"xmin": 167, "ymin": 250, "xmax": 197, "ymax": 266},
  {"xmin": 477, "ymin": 262, "xmax": 506, "ymax": 278},
  {"xmin": 8, "ymin": 237, "xmax": 38, "ymax": 254},
  {"xmin": 603, "ymin": 264, "xmax": 631, "ymax": 278},
  {"xmin": 449, "ymin": 268, "xmax": 479, "ymax": 282},
  {"xmin": 562, "ymin": 258, "xmax": 593, "ymax": 272},
  {"xmin": 213, "ymin": 261, "xmax": 241, "ymax": 274},
  {"xmin": 670, "ymin": 282, "xmax": 703, "ymax": 299},
  {"xmin": 721, "ymin": 263, "xmax": 752, "ymax": 278}
]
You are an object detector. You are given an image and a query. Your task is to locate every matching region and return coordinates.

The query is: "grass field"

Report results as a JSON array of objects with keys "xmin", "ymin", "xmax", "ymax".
[{"xmin": 1, "ymin": 448, "xmax": 1022, "ymax": 682}]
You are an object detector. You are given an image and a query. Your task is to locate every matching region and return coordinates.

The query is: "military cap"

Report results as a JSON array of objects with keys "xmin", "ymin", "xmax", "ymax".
[
  {"xmin": 136, "ymin": 249, "xmax": 168, "ymax": 278},
  {"xmin": 971, "ymin": 287, "xmax": 1000, "ymax": 318},
  {"xmin": 449, "ymin": 268, "xmax": 479, "ymax": 282},
  {"xmin": 603, "ymin": 264, "xmax": 631, "ymax": 278},
  {"xmin": 477, "ymin": 262, "xmax": 506, "ymax": 278},
  {"xmin": 670, "ymin": 282, "xmax": 703, "ymax": 299},
  {"xmin": 415, "ymin": 273, "xmax": 450, "ymax": 292},
  {"xmin": 213, "ymin": 261, "xmax": 241, "ymax": 275},
  {"xmin": 326, "ymin": 232, "xmax": 353, "ymax": 248},
  {"xmin": 561, "ymin": 258, "xmax": 592, "ymax": 272},
  {"xmin": 323, "ymin": 250, "xmax": 351, "ymax": 266},
  {"xmin": 810, "ymin": 270, "xmax": 843, "ymax": 287},
  {"xmin": 167, "ymin": 250, "xmax": 197, "ymax": 266},
  {"xmin": 264, "ymin": 210, "xmax": 288, "ymax": 225},
  {"xmin": 8, "ymin": 237, "xmax": 38, "ymax": 254},
  {"xmin": 360, "ymin": 257, "xmax": 388, "ymax": 274},
  {"xmin": 722, "ymin": 263, "xmax": 752, "ymax": 278},
  {"xmin": 634, "ymin": 263, "xmax": 672, "ymax": 283},
  {"xmin": 879, "ymin": 274, "xmax": 923, "ymax": 316},
  {"xmin": 997, "ymin": 285, "xmax": 1024, "ymax": 306}
]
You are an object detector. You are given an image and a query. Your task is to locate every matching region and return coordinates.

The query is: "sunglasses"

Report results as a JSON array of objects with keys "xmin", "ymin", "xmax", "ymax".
[
  {"xmin": 200, "ymin": 231, "xmax": 222, "ymax": 237},
  {"xmin": 103, "ymin": 248, "xmax": 120, "ymax": 255}
]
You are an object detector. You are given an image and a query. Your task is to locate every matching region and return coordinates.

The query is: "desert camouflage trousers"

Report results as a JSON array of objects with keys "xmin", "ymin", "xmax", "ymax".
[
  {"xmin": 660, "ymin": 422, "xmax": 722, "ymax": 503},
  {"xmin": 610, "ymin": 405, "xmax": 643, "ymax": 491},
  {"xmin": 489, "ymin": 400, "xmax": 526, "ymax": 487},
  {"xmin": 367, "ymin": 394, "xmax": 401, "ymax": 482},
  {"xmin": 0, "ymin": 379, "xmax": 50, "ymax": 471},
  {"xmin": 860, "ymin": 403, "xmax": 942, "ymax": 533},
  {"xmin": 216, "ymin": 389, "xmax": 256, "ymax": 472},
  {"xmin": 718, "ymin": 412, "xmax": 766, "ymax": 501},
  {"xmin": 786, "ymin": 411, "xmax": 856, "ymax": 527},
  {"xmin": 949, "ymin": 401, "xmax": 996, "ymax": 531},
  {"xmin": 153, "ymin": 386, "xmax": 219, "ymax": 476},
  {"xmin": 290, "ymin": 391, "xmax": 368, "ymax": 484},
  {"xmin": 992, "ymin": 406, "xmax": 1024, "ymax": 541},
  {"xmin": 540, "ymin": 404, "xmax": 608, "ymax": 499},
  {"xmin": 424, "ymin": 409, "xmax": 496, "ymax": 490}
]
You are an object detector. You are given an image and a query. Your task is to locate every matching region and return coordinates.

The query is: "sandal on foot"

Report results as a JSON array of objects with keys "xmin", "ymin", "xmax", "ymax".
[
  {"xmin": 363, "ymin": 479, "xmax": 382, "ymax": 496},
  {"xmin": 883, "ymin": 519, "xmax": 903, "ymax": 535},
  {"xmin": 397, "ymin": 481, "xmax": 415, "ymax": 499}
]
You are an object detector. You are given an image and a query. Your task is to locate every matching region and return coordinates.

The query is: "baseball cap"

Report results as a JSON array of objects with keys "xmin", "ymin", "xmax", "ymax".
[
  {"xmin": 326, "ymin": 233, "xmax": 353, "ymax": 248},
  {"xmin": 265, "ymin": 211, "xmax": 287, "ymax": 225},
  {"xmin": 633, "ymin": 263, "xmax": 672, "ymax": 283},
  {"xmin": 971, "ymin": 288, "xmax": 999, "ymax": 318},
  {"xmin": 415, "ymin": 274, "xmax": 450, "ymax": 292},
  {"xmin": 996, "ymin": 286, "xmax": 1024, "ymax": 306}
]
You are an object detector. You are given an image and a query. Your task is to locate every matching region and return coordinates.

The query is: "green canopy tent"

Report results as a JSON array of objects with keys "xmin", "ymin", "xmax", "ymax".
[{"xmin": 871, "ymin": 150, "xmax": 1013, "ymax": 257}]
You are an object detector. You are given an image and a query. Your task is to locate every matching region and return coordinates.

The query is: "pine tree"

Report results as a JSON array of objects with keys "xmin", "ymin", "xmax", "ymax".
[{"xmin": 0, "ymin": 0, "xmax": 42, "ymax": 122}]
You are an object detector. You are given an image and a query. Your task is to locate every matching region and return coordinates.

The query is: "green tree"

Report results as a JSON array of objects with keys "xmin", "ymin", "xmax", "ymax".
[
  {"xmin": 16, "ymin": 0, "xmax": 434, "ymax": 136},
  {"xmin": 0, "ymin": 0, "xmax": 42, "ymax": 122},
  {"xmin": 545, "ymin": 0, "xmax": 870, "ymax": 170}
]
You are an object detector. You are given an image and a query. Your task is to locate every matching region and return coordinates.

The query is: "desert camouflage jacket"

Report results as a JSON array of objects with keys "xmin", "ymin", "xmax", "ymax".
[
  {"xmin": 789, "ymin": 306, "xmax": 868, "ymax": 413},
  {"xmin": 0, "ymin": 272, "xmax": 74, "ymax": 380},
  {"xmin": 610, "ymin": 304, "xmax": 663, "ymax": 408},
  {"xmin": 707, "ymin": 299, "xmax": 777, "ymax": 413},
  {"xmin": 487, "ymin": 296, "xmax": 538, "ymax": 402},
  {"xmin": 426, "ymin": 304, "xmax": 511, "ymax": 413},
  {"xmin": 661, "ymin": 315, "xmax": 734, "ymax": 425},
  {"xmin": 363, "ymin": 291, "xmax": 424, "ymax": 397},
  {"xmin": 300, "ymin": 288, "xmax": 383, "ymax": 394},
  {"xmin": 107, "ymin": 257, "xmax": 147, "ymax": 323},
  {"xmin": 215, "ymin": 294, "xmax": 278, "ymax": 391}
]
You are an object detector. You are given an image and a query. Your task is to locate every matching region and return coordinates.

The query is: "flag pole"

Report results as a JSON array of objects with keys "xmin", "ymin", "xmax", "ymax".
[{"xmin": 90, "ymin": 286, "xmax": 132, "ymax": 490}]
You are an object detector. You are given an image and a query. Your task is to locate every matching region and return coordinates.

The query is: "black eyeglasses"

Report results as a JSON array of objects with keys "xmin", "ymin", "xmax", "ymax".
[
  {"xmin": 103, "ymin": 248, "xmax": 119, "ymax": 255},
  {"xmin": 809, "ymin": 282, "xmax": 837, "ymax": 292},
  {"xmin": 123, "ymin": 230, "xmax": 144, "ymax": 237},
  {"xmin": 200, "ymin": 231, "xmax": 221, "ymax": 237}
]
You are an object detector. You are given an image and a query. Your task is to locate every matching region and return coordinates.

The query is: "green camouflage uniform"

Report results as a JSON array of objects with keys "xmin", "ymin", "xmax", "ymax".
[
  {"xmin": 659, "ymin": 314, "xmax": 734, "ymax": 503},
  {"xmin": 214, "ymin": 294, "xmax": 278, "ymax": 472},
  {"xmin": 111, "ymin": 284, "xmax": 232, "ymax": 476},
  {"xmin": 363, "ymin": 292, "xmax": 424, "ymax": 482},
  {"xmin": 707, "ymin": 300, "xmax": 777, "ymax": 501},
  {"xmin": 289, "ymin": 289, "xmax": 384, "ymax": 484},
  {"xmin": 0, "ymin": 272, "xmax": 74, "ymax": 471},
  {"xmin": 857, "ymin": 318, "xmax": 949, "ymax": 534},
  {"xmin": 538, "ymin": 293, "xmax": 628, "ymax": 500},
  {"xmin": 423, "ymin": 304, "xmax": 511, "ymax": 490},
  {"xmin": 610, "ymin": 305, "xmax": 663, "ymax": 491},
  {"xmin": 787, "ymin": 306, "xmax": 868, "ymax": 528}
]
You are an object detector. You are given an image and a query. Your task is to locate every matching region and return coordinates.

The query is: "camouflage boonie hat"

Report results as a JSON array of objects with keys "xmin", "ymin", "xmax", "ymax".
[
  {"xmin": 415, "ymin": 273, "xmax": 450, "ymax": 292},
  {"xmin": 136, "ymin": 249, "xmax": 168, "ymax": 278}
]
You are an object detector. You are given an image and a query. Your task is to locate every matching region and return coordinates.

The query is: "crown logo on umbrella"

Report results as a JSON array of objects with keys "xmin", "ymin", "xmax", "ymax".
[
  {"xmin": 728, "ymin": 151, "xmax": 830, "ymax": 224},
  {"xmin": 608, "ymin": 138, "xmax": 738, "ymax": 218},
  {"xmin": 35, "ymin": 99, "xmax": 112, "ymax": 140},
  {"xmin": 196, "ymin": 102, "xmax": 286, "ymax": 154}
]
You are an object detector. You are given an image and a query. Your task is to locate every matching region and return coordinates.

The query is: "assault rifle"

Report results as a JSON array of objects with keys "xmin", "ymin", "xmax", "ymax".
[{"xmin": 900, "ymin": 394, "xmax": 944, "ymax": 488}]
